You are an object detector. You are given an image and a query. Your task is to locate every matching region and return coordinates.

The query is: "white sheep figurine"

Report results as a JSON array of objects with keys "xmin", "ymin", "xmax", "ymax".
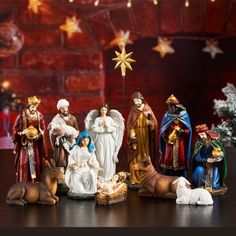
[
  {"xmin": 173, "ymin": 177, "xmax": 213, "ymax": 206},
  {"xmin": 48, "ymin": 123, "xmax": 79, "ymax": 145}
]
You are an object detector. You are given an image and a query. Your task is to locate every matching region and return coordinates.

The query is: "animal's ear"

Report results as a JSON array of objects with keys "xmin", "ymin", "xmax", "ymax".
[
  {"xmin": 50, "ymin": 158, "xmax": 56, "ymax": 167},
  {"xmin": 179, "ymin": 176, "xmax": 191, "ymax": 185},
  {"xmin": 184, "ymin": 178, "xmax": 191, "ymax": 185},
  {"xmin": 45, "ymin": 160, "xmax": 51, "ymax": 169},
  {"xmin": 172, "ymin": 178, "xmax": 179, "ymax": 185},
  {"xmin": 173, "ymin": 177, "xmax": 191, "ymax": 186},
  {"xmin": 146, "ymin": 156, "xmax": 151, "ymax": 163}
]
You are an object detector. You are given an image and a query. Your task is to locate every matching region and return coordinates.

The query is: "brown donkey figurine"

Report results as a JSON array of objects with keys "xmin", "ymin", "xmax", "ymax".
[
  {"xmin": 6, "ymin": 159, "xmax": 64, "ymax": 206},
  {"xmin": 133, "ymin": 155, "xmax": 190, "ymax": 199}
]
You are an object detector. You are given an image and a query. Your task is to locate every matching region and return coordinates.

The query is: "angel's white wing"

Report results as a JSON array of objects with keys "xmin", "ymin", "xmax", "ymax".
[
  {"xmin": 84, "ymin": 109, "xmax": 99, "ymax": 143},
  {"xmin": 109, "ymin": 109, "xmax": 125, "ymax": 163},
  {"xmin": 84, "ymin": 109, "xmax": 99, "ymax": 130}
]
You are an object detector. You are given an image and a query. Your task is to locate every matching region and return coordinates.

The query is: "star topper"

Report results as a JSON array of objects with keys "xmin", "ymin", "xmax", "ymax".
[
  {"xmin": 28, "ymin": 0, "xmax": 42, "ymax": 14},
  {"xmin": 112, "ymin": 46, "xmax": 136, "ymax": 77},
  {"xmin": 202, "ymin": 39, "xmax": 223, "ymax": 59},
  {"xmin": 110, "ymin": 30, "xmax": 133, "ymax": 49},
  {"xmin": 152, "ymin": 37, "xmax": 175, "ymax": 58},
  {"xmin": 59, "ymin": 16, "xmax": 82, "ymax": 38}
]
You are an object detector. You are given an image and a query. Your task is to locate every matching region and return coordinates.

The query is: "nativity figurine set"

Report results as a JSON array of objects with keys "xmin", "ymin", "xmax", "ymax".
[{"xmin": 6, "ymin": 92, "xmax": 228, "ymax": 206}]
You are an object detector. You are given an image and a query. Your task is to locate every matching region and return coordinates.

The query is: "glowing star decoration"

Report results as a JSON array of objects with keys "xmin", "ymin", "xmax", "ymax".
[
  {"xmin": 59, "ymin": 16, "xmax": 82, "ymax": 38},
  {"xmin": 112, "ymin": 47, "xmax": 136, "ymax": 77},
  {"xmin": 202, "ymin": 39, "xmax": 223, "ymax": 59},
  {"xmin": 28, "ymin": 0, "xmax": 42, "ymax": 14},
  {"xmin": 110, "ymin": 30, "xmax": 133, "ymax": 49},
  {"xmin": 152, "ymin": 37, "xmax": 175, "ymax": 58}
]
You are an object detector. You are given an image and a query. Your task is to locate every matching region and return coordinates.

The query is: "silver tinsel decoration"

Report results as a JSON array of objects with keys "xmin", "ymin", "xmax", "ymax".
[{"xmin": 212, "ymin": 83, "xmax": 236, "ymax": 147}]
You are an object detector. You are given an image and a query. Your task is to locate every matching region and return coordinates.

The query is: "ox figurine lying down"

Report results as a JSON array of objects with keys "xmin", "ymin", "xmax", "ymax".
[
  {"xmin": 6, "ymin": 159, "xmax": 64, "ymax": 206},
  {"xmin": 133, "ymin": 155, "xmax": 191, "ymax": 199}
]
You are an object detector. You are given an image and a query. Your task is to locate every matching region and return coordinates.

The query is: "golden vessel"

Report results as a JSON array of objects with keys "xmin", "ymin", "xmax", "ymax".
[
  {"xmin": 25, "ymin": 125, "xmax": 38, "ymax": 139},
  {"xmin": 168, "ymin": 125, "xmax": 181, "ymax": 144},
  {"xmin": 212, "ymin": 147, "xmax": 223, "ymax": 158}
]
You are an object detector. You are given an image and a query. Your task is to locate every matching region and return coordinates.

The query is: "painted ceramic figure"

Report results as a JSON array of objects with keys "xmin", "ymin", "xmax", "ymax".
[
  {"xmin": 85, "ymin": 103, "xmax": 125, "ymax": 182},
  {"xmin": 132, "ymin": 155, "xmax": 189, "ymax": 199},
  {"xmin": 48, "ymin": 99, "xmax": 79, "ymax": 178},
  {"xmin": 65, "ymin": 131, "xmax": 101, "ymax": 197},
  {"xmin": 12, "ymin": 96, "xmax": 48, "ymax": 183},
  {"xmin": 192, "ymin": 124, "xmax": 227, "ymax": 195},
  {"xmin": 127, "ymin": 92, "xmax": 158, "ymax": 186},
  {"xmin": 6, "ymin": 159, "xmax": 64, "ymax": 206},
  {"xmin": 159, "ymin": 94, "xmax": 192, "ymax": 177}
]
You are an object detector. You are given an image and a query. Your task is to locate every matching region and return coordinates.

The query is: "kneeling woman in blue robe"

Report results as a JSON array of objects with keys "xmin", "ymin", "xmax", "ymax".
[{"xmin": 192, "ymin": 124, "xmax": 227, "ymax": 191}]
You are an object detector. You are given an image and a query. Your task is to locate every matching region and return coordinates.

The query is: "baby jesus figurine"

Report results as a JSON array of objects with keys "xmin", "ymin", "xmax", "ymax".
[{"xmin": 97, "ymin": 173, "xmax": 127, "ymax": 195}]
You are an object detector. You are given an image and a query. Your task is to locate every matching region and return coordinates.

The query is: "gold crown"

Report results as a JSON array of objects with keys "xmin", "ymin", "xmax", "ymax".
[
  {"xmin": 27, "ymin": 96, "xmax": 41, "ymax": 107},
  {"xmin": 195, "ymin": 124, "xmax": 209, "ymax": 133},
  {"xmin": 166, "ymin": 94, "xmax": 179, "ymax": 104}
]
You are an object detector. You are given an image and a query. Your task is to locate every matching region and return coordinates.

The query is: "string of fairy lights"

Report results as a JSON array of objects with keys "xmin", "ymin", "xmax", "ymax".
[
  {"xmin": 26, "ymin": 0, "xmax": 229, "ymax": 76},
  {"xmin": 0, "ymin": 0, "xmax": 228, "ymax": 110},
  {"xmin": 69, "ymin": 0, "xmax": 216, "ymax": 8}
]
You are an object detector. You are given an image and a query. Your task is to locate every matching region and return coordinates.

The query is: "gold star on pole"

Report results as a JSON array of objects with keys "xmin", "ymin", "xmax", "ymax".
[
  {"xmin": 152, "ymin": 37, "xmax": 175, "ymax": 58},
  {"xmin": 28, "ymin": 0, "xmax": 42, "ymax": 14},
  {"xmin": 110, "ymin": 30, "xmax": 133, "ymax": 49},
  {"xmin": 202, "ymin": 39, "xmax": 223, "ymax": 59},
  {"xmin": 112, "ymin": 46, "xmax": 136, "ymax": 77},
  {"xmin": 59, "ymin": 16, "xmax": 82, "ymax": 38}
]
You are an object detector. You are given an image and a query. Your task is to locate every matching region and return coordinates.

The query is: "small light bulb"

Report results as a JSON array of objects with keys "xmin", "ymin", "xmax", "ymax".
[
  {"xmin": 69, "ymin": 0, "xmax": 74, "ymax": 2},
  {"xmin": 94, "ymin": 0, "xmax": 99, "ymax": 6},
  {"xmin": 127, "ymin": 0, "xmax": 132, "ymax": 8},
  {"xmin": 153, "ymin": 0, "xmax": 158, "ymax": 5},
  {"xmin": 185, "ymin": 0, "xmax": 189, "ymax": 7},
  {"xmin": 1, "ymin": 80, "xmax": 10, "ymax": 89}
]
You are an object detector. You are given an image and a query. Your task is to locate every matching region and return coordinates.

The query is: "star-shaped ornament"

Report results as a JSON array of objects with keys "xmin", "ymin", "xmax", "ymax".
[
  {"xmin": 202, "ymin": 39, "xmax": 223, "ymax": 59},
  {"xmin": 112, "ymin": 47, "xmax": 136, "ymax": 77},
  {"xmin": 59, "ymin": 16, "xmax": 82, "ymax": 38},
  {"xmin": 28, "ymin": 0, "xmax": 42, "ymax": 14},
  {"xmin": 110, "ymin": 30, "xmax": 133, "ymax": 49},
  {"xmin": 152, "ymin": 37, "xmax": 175, "ymax": 58}
]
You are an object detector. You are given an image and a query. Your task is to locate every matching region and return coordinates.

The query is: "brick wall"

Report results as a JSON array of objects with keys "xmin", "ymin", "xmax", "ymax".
[
  {"xmin": 1, "ymin": 1, "xmax": 236, "ymax": 171},
  {"xmin": 0, "ymin": 0, "xmax": 105, "ymax": 133}
]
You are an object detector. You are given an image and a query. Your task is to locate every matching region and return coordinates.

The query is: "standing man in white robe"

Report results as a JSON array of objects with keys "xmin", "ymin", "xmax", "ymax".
[{"xmin": 48, "ymin": 99, "xmax": 79, "ymax": 191}]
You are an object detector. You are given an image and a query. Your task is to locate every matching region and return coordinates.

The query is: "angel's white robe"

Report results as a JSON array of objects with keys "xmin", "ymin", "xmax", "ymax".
[
  {"xmin": 91, "ymin": 116, "xmax": 117, "ymax": 181},
  {"xmin": 65, "ymin": 146, "xmax": 99, "ymax": 195}
]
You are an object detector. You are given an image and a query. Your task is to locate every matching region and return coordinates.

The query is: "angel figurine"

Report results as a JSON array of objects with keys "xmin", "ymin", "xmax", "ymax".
[{"xmin": 84, "ymin": 103, "xmax": 125, "ymax": 182}]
